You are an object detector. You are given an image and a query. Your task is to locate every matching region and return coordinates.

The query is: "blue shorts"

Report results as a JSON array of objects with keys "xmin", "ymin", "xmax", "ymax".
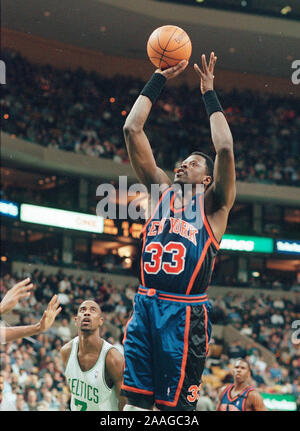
[{"xmin": 120, "ymin": 286, "xmax": 212, "ymax": 410}]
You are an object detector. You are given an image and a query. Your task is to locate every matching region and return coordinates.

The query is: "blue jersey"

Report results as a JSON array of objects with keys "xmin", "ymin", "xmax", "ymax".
[
  {"xmin": 138, "ymin": 186, "xmax": 220, "ymax": 295},
  {"xmin": 218, "ymin": 384, "xmax": 255, "ymax": 411}
]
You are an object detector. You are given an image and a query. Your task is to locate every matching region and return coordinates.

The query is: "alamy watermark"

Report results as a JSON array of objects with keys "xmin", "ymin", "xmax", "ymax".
[
  {"xmin": 0, "ymin": 60, "xmax": 6, "ymax": 85},
  {"xmin": 96, "ymin": 177, "xmax": 204, "ymax": 225},
  {"xmin": 291, "ymin": 320, "xmax": 300, "ymax": 344},
  {"xmin": 291, "ymin": 60, "xmax": 300, "ymax": 85}
]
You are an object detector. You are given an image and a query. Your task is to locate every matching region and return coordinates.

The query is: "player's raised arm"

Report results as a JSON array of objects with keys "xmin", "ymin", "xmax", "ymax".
[
  {"xmin": 123, "ymin": 60, "xmax": 188, "ymax": 190},
  {"xmin": 1, "ymin": 295, "xmax": 61, "ymax": 344},
  {"xmin": 194, "ymin": 53, "xmax": 236, "ymax": 241}
]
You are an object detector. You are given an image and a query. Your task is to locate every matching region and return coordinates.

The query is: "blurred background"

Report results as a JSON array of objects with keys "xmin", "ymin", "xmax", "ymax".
[{"xmin": 1, "ymin": 0, "xmax": 300, "ymax": 411}]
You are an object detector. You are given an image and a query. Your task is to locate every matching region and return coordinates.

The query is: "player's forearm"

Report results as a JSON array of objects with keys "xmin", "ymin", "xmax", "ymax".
[
  {"xmin": 209, "ymin": 112, "xmax": 234, "ymax": 154},
  {"xmin": 123, "ymin": 95, "xmax": 152, "ymax": 133},
  {"xmin": 0, "ymin": 323, "xmax": 40, "ymax": 343}
]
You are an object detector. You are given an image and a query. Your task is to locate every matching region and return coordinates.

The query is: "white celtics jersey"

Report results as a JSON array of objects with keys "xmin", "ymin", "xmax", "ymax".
[{"xmin": 65, "ymin": 337, "xmax": 119, "ymax": 411}]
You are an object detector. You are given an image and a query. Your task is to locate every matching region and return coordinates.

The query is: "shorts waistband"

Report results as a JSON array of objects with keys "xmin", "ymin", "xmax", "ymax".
[{"xmin": 137, "ymin": 285, "xmax": 209, "ymax": 304}]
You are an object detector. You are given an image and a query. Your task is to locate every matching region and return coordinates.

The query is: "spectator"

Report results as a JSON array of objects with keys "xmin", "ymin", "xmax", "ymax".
[{"xmin": 55, "ymin": 318, "xmax": 72, "ymax": 343}]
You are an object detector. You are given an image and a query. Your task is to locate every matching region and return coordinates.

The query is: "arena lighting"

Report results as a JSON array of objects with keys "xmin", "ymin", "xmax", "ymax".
[
  {"xmin": 281, "ymin": 5, "xmax": 292, "ymax": 15},
  {"xmin": 276, "ymin": 239, "xmax": 300, "ymax": 255},
  {"xmin": 220, "ymin": 234, "xmax": 273, "ymax": 253},
  {"xmin": 20, "ymin": 204, "xmax": 104, "ymax": 234},
  {"xmin": 0, "ymin": 200, "xmax": 19, "ymax": 218}
]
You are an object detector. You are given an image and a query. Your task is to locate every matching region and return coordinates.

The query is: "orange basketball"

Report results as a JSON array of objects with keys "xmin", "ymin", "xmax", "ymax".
[{"xmin": 147, "ymin": 25, "xmax": 192, "ymax": 70}]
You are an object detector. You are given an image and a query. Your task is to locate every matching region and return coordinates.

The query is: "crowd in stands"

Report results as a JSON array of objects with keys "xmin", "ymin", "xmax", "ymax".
[
  {"xmin": 2, "ymin": 49, "xmax": 300, "ymax": 187},
  {"xmin": 1, "ymin": 268, "xmax": 300, "ymax": 411}
]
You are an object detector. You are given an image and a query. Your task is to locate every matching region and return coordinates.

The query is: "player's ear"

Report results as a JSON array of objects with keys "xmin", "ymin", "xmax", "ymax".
[
  {"xmin": 99, "ymin": 316, "xmax": 104, "ymax": 328},
  {"xmin": 202, "ymin": 175, "xmax": 212, "ymax": 187}
]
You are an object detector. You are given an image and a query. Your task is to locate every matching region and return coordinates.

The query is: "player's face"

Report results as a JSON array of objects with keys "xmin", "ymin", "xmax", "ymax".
[
  {"xmin": 174, "ymin": 155, "xmax": 211, "ymax": 187},
  {"xmin": 0, "ymin": 376, "xmax": 4, "ymax": 393},
  {"xmin": 233, "ymin": 360, "xmax": 250, "ymax": 383},
  {"xmin": 75, "ymin": 301, "xmax": 104, "ymax": 332}
]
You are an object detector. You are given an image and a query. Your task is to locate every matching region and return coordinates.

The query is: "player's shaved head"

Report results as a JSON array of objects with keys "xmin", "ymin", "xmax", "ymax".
[{"xmin": 77, "ymin": 299, "xmax": 102, "ymax": 315}]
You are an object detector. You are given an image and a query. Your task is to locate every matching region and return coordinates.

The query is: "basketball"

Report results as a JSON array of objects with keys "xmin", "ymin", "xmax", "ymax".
[{"xmin": 147, "ymin": 25, "xmax": 192, "ymax": 70}]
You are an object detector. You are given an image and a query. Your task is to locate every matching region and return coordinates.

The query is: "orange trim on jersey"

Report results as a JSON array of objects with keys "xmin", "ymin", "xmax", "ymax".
[
  {"xmin": 203, "ymin": 304, "xmax": 209, "ymax": 356},
  {"xmin": 185, "ymin": 238, "xmax": 212, "ymax": 295},
  {"xmin": 155, "ymin": 305, "xmax": 191, "ymax": 407},
  {"xmin": 159, "ymin": 292, "xmax": 207, "ymax": 301},
  {"xmin": 137, "ymin": 288, "xmax": 208, "ymax": 303},
  {"xmin": 122, "ymin": 312, "xmax": 134, "ymax": 345},
  {"xmin": 242, "ymin": 387, "xmax": 255, "ymax": 411},
  {"xmin": 120, "ymin": 384, "xmax": 154, "ymax": 396},
  {"xmin": 142, "ymin": 186, "xmax": 172, "ymax": 234},
  {"xmin": 170, "ymin": 192, "xmax": 189, "ymax": 213},
  {"xmin": 227, "ymin": 385, "xmax": 253, "ymax": 403},
  {"xmin": 140, "ymin": 187, "xmax": 172, "ymax": 287},
  {"xmin": 140, "ymin": 231, "xmax": 147, "ymax": 286},
  {"xmin": 218, "ymin": 384, "xmax": 233, "ymax": 410},
  {"xmin": 199, "ymin": 195, "xmax": 220, "ymax": 250}
]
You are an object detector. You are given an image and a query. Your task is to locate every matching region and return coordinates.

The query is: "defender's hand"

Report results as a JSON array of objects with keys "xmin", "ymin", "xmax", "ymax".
[
  {"xmin": 38, "ymin": 295, "xmax": 62, "ymax": 333},
  {"xmin": 194, "ymin": 52, "xmax": 217, "ymax": 94},
  {"xmin": 155, "ymin": 59, "xmax": 188, "ymax": 80},
  {"xmin": 0, "ymin": 278, "xmax": 33, "ymax": 315}
]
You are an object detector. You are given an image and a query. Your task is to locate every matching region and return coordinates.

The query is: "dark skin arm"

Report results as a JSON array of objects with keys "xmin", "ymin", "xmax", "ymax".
[
  {"xmin": 1, "ymin": 295, "xmax": 62, "ymax": 344},
  {"xmin": 216, "ymin": 385, "xmax": 228, "ymax": 411},
  {"xmin": 123, "ymin": 60, "xmax": 188, "ymax": 192},
  {"xmin": 105, "ymin": 348, "xmax": 127, "ymax": 411},
  {"xmin": 60, "ymin": 340, "xmax": 73, "ymax": 369},
  {"xmin": 246, "ymin": 390, "xmax": 267, "ymax": 411},
  {"xmin": 194, "ymin": 53, "xmax": 236, "ymax": 243}
]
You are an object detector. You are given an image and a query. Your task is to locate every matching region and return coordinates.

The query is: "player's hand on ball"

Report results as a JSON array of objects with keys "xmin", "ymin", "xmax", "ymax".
[
  {"xmin": 194, "ymin": 52, "xmax": 217, "ymax": 94},
  {"xmin": 38, "ymin": 295, "xmax": 62, "ymax": 333},
  {"xmin": 155, "ymin": 59, "xmax": 188, "ymax": 80}
]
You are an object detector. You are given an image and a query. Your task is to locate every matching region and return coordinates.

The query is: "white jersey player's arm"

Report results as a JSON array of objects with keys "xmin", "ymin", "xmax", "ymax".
[
  {"xmin": 105, "ymin": 348, "xmax": 127, "ymax": 411},
  {"xmin": 60, "ymin": 340, "xmax": 73, "ymax": 369}
]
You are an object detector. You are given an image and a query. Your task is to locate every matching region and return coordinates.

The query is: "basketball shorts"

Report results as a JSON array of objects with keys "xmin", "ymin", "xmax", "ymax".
[{"xmin": 120, "ymin": 286, "xmax": 212, "ymax": 411}]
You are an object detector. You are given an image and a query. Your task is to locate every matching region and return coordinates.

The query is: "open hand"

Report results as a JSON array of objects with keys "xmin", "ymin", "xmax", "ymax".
[
  {"xmin": 155, "ymin": 59, "xmax": 188, "ymax": 80},
  {"xmin": 0, "ymin": 277, "xmax": 33, "ymax": 315},
  {"xmin": 38, "ymin": 295, "xmax": 62, "ymax": 333},
  {"xmin": 194, "ymin": 52, "xmax": 217, "ymax": 94}
]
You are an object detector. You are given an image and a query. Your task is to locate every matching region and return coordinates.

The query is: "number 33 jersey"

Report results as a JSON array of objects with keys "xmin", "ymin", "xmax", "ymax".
[{"xmin": 138, "ymin": 186, "xmax": 220, "ymax": 295}]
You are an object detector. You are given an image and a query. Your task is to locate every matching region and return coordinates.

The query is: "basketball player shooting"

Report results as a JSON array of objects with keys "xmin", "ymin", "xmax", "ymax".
[
  {"xmin": 217, "ymin": 359, "xmax": 266, "ymax": 411},
  {"xmin": 121, "ymin": 52, "xmax": 236, "ymax": 410},
  {"xmin": 120, "ymin": 52, "xmax": 236, "ymax": 411},
  {"xmin": 60, "ymin": 300, "xmax": 127, "ymax": 411}
]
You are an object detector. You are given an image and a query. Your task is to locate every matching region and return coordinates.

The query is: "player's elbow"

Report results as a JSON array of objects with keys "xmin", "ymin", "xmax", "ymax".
[
  {"xmin": 216, "ymin": 141, "xmax": 234, "ymax": 154},
  {"xmin": 123, "ymin": 121, "xmax": 142, "ymax": 136}
]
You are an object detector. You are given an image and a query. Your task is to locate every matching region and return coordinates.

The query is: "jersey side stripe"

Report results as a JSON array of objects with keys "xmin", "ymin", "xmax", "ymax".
[
  {"xmin": 199, "ymin": 194, "xmax": 220, "ymax": 250},
  {"xmin": 203, "ymin": 304, "xmax": 209, "ymax": 356},
  {"xmin": 155, "ymin": 305, "xmax": 191, "ymax": 407},
  {"xmin": 186, "ymin": 238, "xmax": 212, "ymax": 295}
]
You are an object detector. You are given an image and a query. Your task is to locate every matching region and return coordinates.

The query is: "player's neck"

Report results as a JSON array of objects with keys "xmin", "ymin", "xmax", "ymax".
[
  {"xmin": 233, "ymin": 380, "xmax": 249, "ymax": 392},
  {"xmin": 78, "ymin": 332, "xmax": 103, "ymax": 354}
]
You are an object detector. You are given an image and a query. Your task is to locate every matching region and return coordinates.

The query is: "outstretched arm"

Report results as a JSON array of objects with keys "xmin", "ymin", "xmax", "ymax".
[
  {"xmin": 124, "ymin": 60, "xmax": 188, "ymax": 191},
  {"xmin": 0, "ymin": 295, "xmax": 61, "ymax": 344},
  {"xmin": 0, "ymin": 277, "xmax": 33, "ymax": 315},
  {"xmin": 194, "ymin": 53, "xmax": 236, "ymax": 241}
]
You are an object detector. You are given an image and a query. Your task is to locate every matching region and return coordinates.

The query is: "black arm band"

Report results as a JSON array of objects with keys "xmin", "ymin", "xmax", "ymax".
[
  {"xmin": 202, "ymin": 90, "xmax": 224, "ymax": 118},
  {"xmin": 140, "ymin": 73, "xmax": 167, "ymax": 104}
]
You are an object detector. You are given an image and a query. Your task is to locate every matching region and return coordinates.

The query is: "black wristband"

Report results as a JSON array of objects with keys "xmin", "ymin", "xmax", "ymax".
[
  {"xmin": 140, "ymin": 73, "xmax": 167, "ymax": 104},
  {"xmin": 202, "ymin": 90, "xmax": 224, "ymax": 118}
]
